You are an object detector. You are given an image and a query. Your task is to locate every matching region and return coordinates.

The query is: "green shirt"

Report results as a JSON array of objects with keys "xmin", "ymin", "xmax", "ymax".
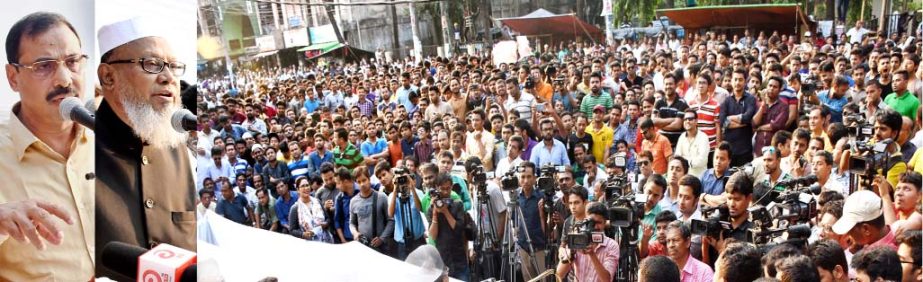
[
  {"xmin": 642, "ymin": 204, "xmax": 663, "ymax": 242},
  {"xmin": 579, "ymin": 90, "xmax": 614, "ymax": 117},
  {"xmin": 333, "ymin": 143, "xmax": 364, "ymax": 169},
  {"xmin": 884, "ymin": 90, "xmax": 920, "ymax": 120}
]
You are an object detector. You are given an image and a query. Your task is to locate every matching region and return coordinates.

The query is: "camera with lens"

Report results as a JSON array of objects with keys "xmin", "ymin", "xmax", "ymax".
[
  {"xmin": 844, "ymin": 114, "xmax": 874, "ymax": 140},
  {"xmin": 429, "ymin": 187, "xmax": 449, "ymax": 209},
  {"xmin": 655, "ymin": 107, "xmax": 680, "ymax": 119},
  {"xmin": 357, "ymin": 234, "xmax": 371, "ymax": 246},
  {"xmin": 564, "ymin": 219, "xmax": 605, "ymax": 251},
  {"xmin": 500, "ymin": 170, "xmax": 520, "ymax": 191},
  {"xmin": 607, "ymin": 193, "xmax": 648, "ymax": 228},
  {"xmin": 746, "ymin": 182, "xmax": 820, "ymax": 245},
  {"xmin": 772, "ymin": 175, "xmax": 818, "ymax": 193},
  {"xmin": 690, "ymin": 204, "xmax": 731, "ymax": 238},
  {"xmin": 393, "ymin": 167, "xmax": 411, "ymax": 199},
  {"xmin": 801, "ymin": 75, "xmax": 818, "ymax": 96},
  {"xmin": 848, "ymin": 138, "xmax": 895, "ymax": 178},
  {"xmin": 538, "ymin": 164, "xmax": 564, "ymax": 214},
  {"xmin": 603, "ymin": 154, "xmax": 630, "ymax": 200},
  {"xmin": 469, "ymin": 164, "xmax": 489, "ymax": 199}
]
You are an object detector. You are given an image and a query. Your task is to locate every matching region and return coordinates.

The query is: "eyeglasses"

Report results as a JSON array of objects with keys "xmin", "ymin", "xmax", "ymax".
[
  {"xmin": 105, "ymin": 57, "xmax": 186, "ymax": 76},
  {"xmin": 637, "ymin": 160, "xmax": 650, "ymax": 166},
  {"xmin": 11, "ymin": 54, "xmax": 88, "ymax": 79}
]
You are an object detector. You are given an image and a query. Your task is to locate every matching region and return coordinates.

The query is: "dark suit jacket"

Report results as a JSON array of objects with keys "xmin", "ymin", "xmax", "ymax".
[{"xmin": 95, "ymin": 99, "xmax": 196, "ymax": 280}]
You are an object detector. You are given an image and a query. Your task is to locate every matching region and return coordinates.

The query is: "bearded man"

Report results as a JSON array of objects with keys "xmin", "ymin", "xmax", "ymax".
[{"xmin": 93, "ymin": 17, "xmax": 195, "ymax": 280}]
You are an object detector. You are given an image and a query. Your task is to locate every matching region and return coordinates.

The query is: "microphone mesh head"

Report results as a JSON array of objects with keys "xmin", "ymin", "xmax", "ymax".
[
  {"xmin": 59, "ymin": 97, "xmax": 83, "ymax": 121},
  {"xmin": 172, "ymin": 108, "xmax": 194, "ymax": 133}
]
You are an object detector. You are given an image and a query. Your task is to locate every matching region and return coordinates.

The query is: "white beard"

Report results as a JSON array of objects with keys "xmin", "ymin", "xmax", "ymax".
[{"xmin": 117, "ymin": 82, "xmax": 187, "ymax": 149}]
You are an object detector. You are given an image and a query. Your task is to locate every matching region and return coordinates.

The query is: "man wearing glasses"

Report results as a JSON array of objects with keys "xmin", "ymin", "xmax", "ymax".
[
  {"xmin": 93, "ymin": 17, "xmax": 195, "ymax": 280},
  {"xmin": 0, "ymin": 12, "xmax": 94, "ymax": 281}
]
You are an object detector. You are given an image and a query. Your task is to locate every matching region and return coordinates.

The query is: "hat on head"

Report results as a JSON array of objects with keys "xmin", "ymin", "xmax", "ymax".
[
  {"xmin": 593, "ymin": 105, "xmax": 606, "ymax": 113},
  {"xmin": 98, "ymin": 16, "xmax": 163, "ymax": 56},
  {"xmin": 251, "ymin": 144, "xmax": 264, "ymax": 152},
  {"xmin": 242, "ymin": 132, "xmax": 253, "ymax": 140},
  {"xmin": 832, "ymin": 190, "xmax": 883, "ymax": 235}
]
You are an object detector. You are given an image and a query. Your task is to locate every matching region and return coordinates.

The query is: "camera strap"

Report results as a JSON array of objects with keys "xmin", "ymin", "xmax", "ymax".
[{"xmin": 371, "ymin": 191, "xmax": 379, "ymax": 240}]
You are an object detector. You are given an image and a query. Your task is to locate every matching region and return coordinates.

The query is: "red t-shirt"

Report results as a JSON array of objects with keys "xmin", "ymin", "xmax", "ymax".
[{"xmin": 648, "ymin": 241, "xmax": 667, "ymax": 257}]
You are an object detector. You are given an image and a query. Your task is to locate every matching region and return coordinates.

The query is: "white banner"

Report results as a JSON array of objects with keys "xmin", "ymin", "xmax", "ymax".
[{"xmin": 492, "ymin": 40, "xmax": 519, "ymax": 66}]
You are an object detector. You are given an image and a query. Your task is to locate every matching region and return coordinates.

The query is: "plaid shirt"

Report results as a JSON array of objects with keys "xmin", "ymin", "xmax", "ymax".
[{"xmin": 356, "ymin": 98, "xmax": 374, "ymax": 117}]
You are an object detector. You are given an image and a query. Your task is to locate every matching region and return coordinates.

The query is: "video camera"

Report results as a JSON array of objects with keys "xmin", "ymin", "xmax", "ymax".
[
  {"xmin": 538, "ymin": 164, "xmax": 565, "ymax": 214},
  {"xmin": 690, "ymin": 205, "xmax": 731, "ymax": 239},
  {"xmin": 746, "ymin": 182, "xmax": 820, "ymax": 245},
  {"xmin": 468, "ymin": 164, "xmax": 489, "ymax": 199},
  {"xmin": 772, "ymin": 175, "xmax": 818, "ymax": 193},
  {"xmin": 844, "ymin": 114, "xmax": 874, "ymax": 141},
  {"xmin": 500, "ymin": 169, "xmax": 520, "ymax": 191},
  {"xmin": 607, "ymin": 193, "xmax": 648, "ymax": 229},
  {"xmin": 603, "ymin": 155, "xmax": 630, "ymax": 200},
  {"xmin": 848, "ymin": 138, "xmax": 894, "ymax": 178},
  {"xmin": 428, "ymin": 187, "xmax": 450, "ymax": 209},
  {"xmin": 564, "ymin": 219, "xmax": 605, "ymax": 251},
  {"xmin": 393, "ymin": 167, "xmax": 412, "ymax": 200}
]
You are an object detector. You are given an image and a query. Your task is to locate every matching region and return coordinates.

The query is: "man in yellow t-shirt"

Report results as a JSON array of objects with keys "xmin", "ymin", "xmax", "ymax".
[{"xmin": 586, "ymin": 105, "xmax": 614, "ymax": 164}]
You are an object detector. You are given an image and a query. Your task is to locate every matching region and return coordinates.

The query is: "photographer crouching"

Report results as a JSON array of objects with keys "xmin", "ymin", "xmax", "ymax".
[
  {"xmin": 555, "ymin": 202, "xmax": 620, "ymax": 282},
  {"xmin": 700, "ymin": 171, "xmax": 755, "ymax": 266}
]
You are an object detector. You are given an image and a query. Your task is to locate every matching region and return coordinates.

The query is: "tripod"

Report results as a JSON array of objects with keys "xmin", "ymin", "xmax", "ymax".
[
  {"xmin": 396, "ymin": 192, "xmax": 417, "ymax": 260},
  {"xmin": 472, "ymin": 186, "xmax": 500, "ymax": 281},
  {"xmin": 500, "ymin": 190, "xmax": 541, "ymax": 282},
  {"xmin": 614, "ymin": 224, "xmax": 640, "ymax": 282}
]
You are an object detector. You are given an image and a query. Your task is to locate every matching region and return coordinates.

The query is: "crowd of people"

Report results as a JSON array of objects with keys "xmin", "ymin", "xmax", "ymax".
[{"xmin": 194, "ymin": 24, "xmax": 923, "ymax": 282}]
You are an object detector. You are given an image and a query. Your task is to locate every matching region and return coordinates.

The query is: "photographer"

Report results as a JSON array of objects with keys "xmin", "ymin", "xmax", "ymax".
[
  {"xmin": 379, "ymin": 162, "xmax": 426, "ymax": 260},
  {"xmin": 552, "ymin": 168, "xmax": 578, "ymax": 236},
  {"xmin": 426, "ymin": 173, "xmax": 470, "ymax": 280},
  {"xmin": 703, "ymin": 172, "xmax": 754, "ymax": 264},
  {"xmin": 556, "ymin": 202, "xmax": 619, "ymax": 282},
  {"xmin": 665, "ymin": 221, "xmax": 714, "ymax": 281},
  {"xmin": 843, "ymin": 108, "xmax": 908, "ymax": 187}
]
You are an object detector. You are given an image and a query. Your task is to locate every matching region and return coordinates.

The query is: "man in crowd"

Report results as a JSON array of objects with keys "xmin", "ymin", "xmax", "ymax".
[
  {"xmin": 640, "ymin": 117, "xmax": 672, "ymax": 175},
  {"xmin": 665, "ymin": 221, "xmax": 713, "ymax": 281},
  {"xmin": 349, "ymin": 166, "xmax": 394, "ymax": 255},
  {"xmin": 720, "ymin": 68, "xmax": 757, "ymax": 166},
  {"xmin": 833, "ymin": 190, "xmax": 898, "ymax": 250},
  {"xmin": 427, "ymin": 173, "xmax": 470, "ymax": 281},
  {"xmin": 556, "ymin": 202, "xmax": 620, "ymax": 282}
]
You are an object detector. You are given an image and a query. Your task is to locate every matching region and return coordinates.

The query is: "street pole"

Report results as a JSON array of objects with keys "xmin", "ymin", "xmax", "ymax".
[
  {"xmin": 878, "ymin": 0, "xmax": 890, "ymax": 34},
  {"xmin": 410, "ymin": 2, "xmax": 422, "ymax": 62},
  {"xmin": 441, "ymin": 0, "xmax": 453, "ymax": 57}
]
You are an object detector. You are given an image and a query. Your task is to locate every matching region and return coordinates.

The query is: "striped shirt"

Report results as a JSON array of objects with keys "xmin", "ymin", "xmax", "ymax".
[
  {"xmin": 579, "ymin": 90, "xmax": 614, "ymax": 117},
  {"xmin": 288, "ymin": 156, "xmax": 311, "ymax": 181},
  {"xmin": 692, "ymin": 98, "xmax": 720, "ymax": 149},
  {"xmin": 228, "ymin": 157, "xmax": 249, "ymax": 177}
]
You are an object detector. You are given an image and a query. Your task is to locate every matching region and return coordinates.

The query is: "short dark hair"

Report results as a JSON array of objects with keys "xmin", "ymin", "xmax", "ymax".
[
  {"xmin": 586, "ymin": 202, "xmax": 608, "ymax": 218},
  {"xmin": 6, "ymin": 12, "xmax": 80, "ymax": 64},
  {"xmin": 762, "ymin": 243, "xmax": 803, "ymax": 277},
  {"xmin": 644, "ymin": 211, "xmax": 674, "ymax": 228},
  {"xmin": 822, "ymin": 200, "xmax": 845, "ymax": 219},
  {"xmin": 670, "ymin": 156, "xmax": 689, "ymax": 175},
  {"xmin": 899, "ymin": 171, "xmax": 922, "ymax": 192},
  {"xmin": 639, "ymin": 256, "xmax": 680, "ymax": 282},
  {"xmin": 897, "ymin": 230, "xmax": 922, "ymax": 271},
  {"xmin": 876, "ymin": 108, "xmax": 903, "ymax": 137},
  {"xmin": 809, "ymin": 240, "xmax": 849, "ymax": 274},
  {"xmin": 678, "ymin": 175, "xmax": 703, "ymax": 199},
  {"xmin": 725, "ymin": 171, "xmax": 754, "ymax": 196},
  {"xmin": 720, "ymin": 242, "xmax": 763, "ymax": 282},
  {"xmin": 569, "ymin": 186, "xmax": 589, "ymax": 201},
  {"xmin": 852, "ymin": 246, "xmax": 903, "ymax": 281},
  {"xmin": 319, "ymin": 162, "xmax": 335, "ymax": 174},
  {"xmin": 335, "ymin": 167, "xmax": 353, "ymax": 181},
  {"xmin": 776, "ymin": 255, "xmax": 821, "ymax": 282},
  {"xmin": 646, "ymin": 174, "xmax": 668, "ymax": 194}
]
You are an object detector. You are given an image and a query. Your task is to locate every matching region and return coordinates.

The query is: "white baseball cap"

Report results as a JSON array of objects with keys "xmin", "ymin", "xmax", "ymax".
[{"xmin": 832, "ymin": 190, "xmax": 883, "ymax": 235}]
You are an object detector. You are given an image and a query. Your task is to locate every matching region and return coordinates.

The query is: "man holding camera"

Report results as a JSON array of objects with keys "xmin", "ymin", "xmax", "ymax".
[
  {"xmin": 379, "ymin": 161, "xmax": 425, "ymax": 260},
  {"xmin": 516, "ymin": 161, "xmax": 549, "ymax": 281},
  {"xmin": 844, "ymin": 109, "xmax": 908, "ymax": 187},
  {"xmin": 349, "ymin": 166, "xmax": 394, "ymax": 255},
  {"xmin": 556, "ymin": 202, "xmax": 619, "ymax": 282},
  {"xmin": 427, "ymin": 173, "xmax": 470, "ymax": 281},
  {"xmin": 703, "ymin": 172, "xmax": 754, "ymax": 265}
]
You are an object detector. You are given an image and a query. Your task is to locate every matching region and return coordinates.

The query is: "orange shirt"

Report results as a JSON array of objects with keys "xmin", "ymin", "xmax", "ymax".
[
  {"xmin": 642, "ymin": 133, "xmax": 673, "ymax": 174},
  {"xmin": 534, "ymin": 81, "xmax": 553, "ymax": 102},
  {"xmin": 388, "ymin": 141, "xmax": 402, "ymax": 167}
]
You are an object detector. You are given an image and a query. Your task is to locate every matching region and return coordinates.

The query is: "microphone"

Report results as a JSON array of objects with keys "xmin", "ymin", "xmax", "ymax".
[
  {"xmin": 101, "ymin": 241, "xmax": 197, "ymax": 282},
  {"xmin": 171, "ymin": 108, "xmax": 197, "ymax": 133},
  {"xmin": 85, "ymin": 98, "xmax": 97, "ymax": 114},
  {"xmin": 59, "ymin": 97, "xmax": 95, "ymax": 131}
]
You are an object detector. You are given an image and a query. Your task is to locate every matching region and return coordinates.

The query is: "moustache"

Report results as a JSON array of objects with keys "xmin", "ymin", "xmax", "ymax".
[{"xmin": 46, "ymin": 87, "xmax": 75, "ymax": 102}]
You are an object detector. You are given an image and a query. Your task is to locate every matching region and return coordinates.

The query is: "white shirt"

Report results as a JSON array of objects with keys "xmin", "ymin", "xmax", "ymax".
[
  {"xmin": 495, "ymin": 155, "xmax": 523, "ymax": 180},
  {"xmin": 584, "ymin": 167, "xmax": 608, "ymax": 200},
  {"xmin": 197, "ymin": 129, "xmax": 221, "ymax": 153},
  {"xmin": 675, "ymin": 130, "xmax": 711, "ymax": 178},
  {"xmin": 846, "ymin": 27, "xmax": 869, "ymax": 44},
  {"xmin": 822, "ymin": 177, "xmax": 849, "ymax": 195}
]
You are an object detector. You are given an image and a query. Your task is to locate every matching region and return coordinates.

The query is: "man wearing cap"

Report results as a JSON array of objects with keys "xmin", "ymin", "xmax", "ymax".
[
  {"xmin": 586, "ymin": 104, "xmax": 614, "ymax": 165},
  {"xmin": 832, "ymin": 190, "xmax": 898, "ymax": 251},
  {"xmin": 94, "ymin": 17, "xmax": 196, "ymax": 279},
  {"xmin": 0, "ymin": 11, "xmax": 94, "ymax": 281}
]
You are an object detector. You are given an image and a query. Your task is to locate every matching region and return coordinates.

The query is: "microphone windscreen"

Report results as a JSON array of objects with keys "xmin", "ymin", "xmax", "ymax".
[
  {"xmin": 101, "ymin": 241, "xmax": 147, "ymax": 279},
  {"xmin": 59, "ymin": 97, "xmax": 83, "ymax": 121},
  {"xmin": 172, "ymin": 108, "xmax": 195, "ymax": 133}
]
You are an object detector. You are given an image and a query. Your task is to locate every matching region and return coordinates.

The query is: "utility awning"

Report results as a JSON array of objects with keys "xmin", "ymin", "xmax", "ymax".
[
  {"xmin": 658, "ymin": 4, "xmax": 815, "ymax": 35},
  {"xmin": 497, "ymin": 9, "xmax": 603, "ymax": 43}
]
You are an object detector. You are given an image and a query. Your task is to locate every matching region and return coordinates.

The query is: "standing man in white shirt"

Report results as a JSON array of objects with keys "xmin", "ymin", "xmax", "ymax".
[
  {"xmin": 846, "ymin": 21, "xmax": 870, "ymax": 44},
  {"xmin": 675, "ymin": 109, "xmax": 710, "ymax": 178}
]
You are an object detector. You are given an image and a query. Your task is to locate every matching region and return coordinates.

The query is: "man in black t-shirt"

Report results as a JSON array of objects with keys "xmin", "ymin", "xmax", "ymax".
[{"xmin": 652, "ymin": 74, "xmax": 689, "ymax": 146}]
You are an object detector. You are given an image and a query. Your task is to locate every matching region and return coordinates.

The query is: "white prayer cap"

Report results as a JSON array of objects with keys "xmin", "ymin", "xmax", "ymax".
[{"xmin": 97, "ymin": 16, "xmax": 164, "ymax": 56}]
